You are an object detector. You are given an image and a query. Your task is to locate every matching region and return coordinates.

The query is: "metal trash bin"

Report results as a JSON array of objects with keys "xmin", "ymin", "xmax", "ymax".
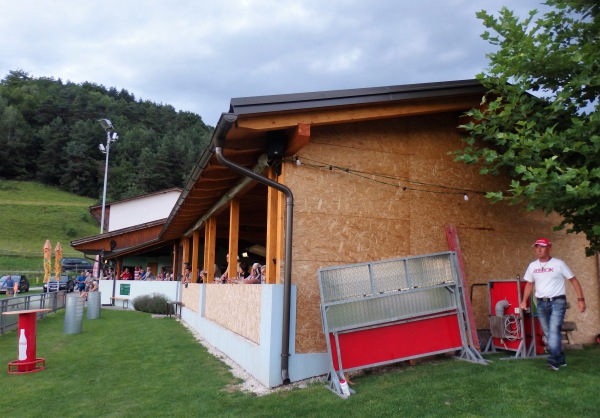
[
  {"xmin": 87, "ymin": 292, "xmax": 101, "ymax": 320},
  {"xmin": 64, "ymin": 295, "xmax": 84, "ymax": 334}
]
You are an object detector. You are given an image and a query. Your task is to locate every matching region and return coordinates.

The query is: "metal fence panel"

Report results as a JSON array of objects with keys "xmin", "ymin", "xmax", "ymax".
[
  {"xmin": 318, "ymin": 251, "xmax": 484, "ymax": 397},
  {"xmin": 0, "ymin": 292, "xmax": 65, "ymax": 335}
]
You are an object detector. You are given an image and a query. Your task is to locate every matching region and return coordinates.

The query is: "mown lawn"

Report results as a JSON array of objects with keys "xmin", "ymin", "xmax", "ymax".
[{"xmin": 1, "ymin": 308, "xmax": 599, "ymax": 417}]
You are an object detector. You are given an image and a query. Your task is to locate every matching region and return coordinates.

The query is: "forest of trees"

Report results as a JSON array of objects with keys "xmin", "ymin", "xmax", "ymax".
[{"xmin": 0, "ymin": 70, "xmax": 213, "ymax": 202}]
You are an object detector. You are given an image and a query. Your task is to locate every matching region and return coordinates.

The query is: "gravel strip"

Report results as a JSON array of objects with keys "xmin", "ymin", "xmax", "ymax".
[{"xmin": 178, "ymin": 318, "xmax": 326, "ymax": 396}]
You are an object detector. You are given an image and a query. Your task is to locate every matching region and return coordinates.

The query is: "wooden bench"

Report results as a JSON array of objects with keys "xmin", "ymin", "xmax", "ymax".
[
  {"xmin": 110, "ymin": 297, "xmax": 129, "ymax": 309},
  {"xmin": 167, "ymin": 301, "xmax": 184, "ymax": 318}
]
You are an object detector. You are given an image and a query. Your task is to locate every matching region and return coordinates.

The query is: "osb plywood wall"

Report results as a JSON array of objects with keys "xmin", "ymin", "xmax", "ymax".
[
  {"xmin": 182, "ymin": 283, "xmax": 200, "ymax": 312},
  {"xmin": 204, "ymin": 284, "xmax": 262, "ymax": 344},
  {"xmin": 285, "ymin": 113, "xmax": 598, "ymax": 353}
]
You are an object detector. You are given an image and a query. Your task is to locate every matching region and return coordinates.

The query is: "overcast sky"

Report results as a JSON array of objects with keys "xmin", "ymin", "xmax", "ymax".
[{"xmin": 0, "ymin": 0, "xmax": 548, "ymax": 126}]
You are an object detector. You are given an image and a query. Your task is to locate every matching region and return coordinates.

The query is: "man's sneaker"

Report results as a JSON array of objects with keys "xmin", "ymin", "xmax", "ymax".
[
  {"xmin": 547, "ymin": 363, "xmax": 560, "ymax": 371},
  {"xmin": 559, "ymin": 362, "xmax": 567, "ymax": 367}
]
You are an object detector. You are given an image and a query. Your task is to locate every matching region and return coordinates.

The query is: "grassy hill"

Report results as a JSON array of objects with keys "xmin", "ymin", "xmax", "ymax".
[{"xmin": 0, "ymin": 180, "xmax": 99, "ymax": 276}]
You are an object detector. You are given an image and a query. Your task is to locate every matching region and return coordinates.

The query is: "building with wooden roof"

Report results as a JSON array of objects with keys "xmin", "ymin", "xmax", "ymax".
[{"xmin": 72, "ymin": 79, "xmax": 599, "ymax": 387}]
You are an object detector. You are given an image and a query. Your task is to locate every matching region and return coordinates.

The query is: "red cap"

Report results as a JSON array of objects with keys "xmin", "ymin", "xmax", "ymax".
[{"xmin": 533, "ymin": 238, "xmax": 552, "ymax": 247}]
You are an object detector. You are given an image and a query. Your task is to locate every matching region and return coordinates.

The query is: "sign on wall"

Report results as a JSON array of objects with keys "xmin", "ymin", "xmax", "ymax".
[{"xmin": 119, "ymin": 284, "xmax": 131, "ymax": 296}]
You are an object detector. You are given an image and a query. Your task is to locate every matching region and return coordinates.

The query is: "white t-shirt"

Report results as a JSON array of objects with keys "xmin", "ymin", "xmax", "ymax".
[{"xmin": 523, "ymin": 257, "xmax": 574, "ymax": 298}]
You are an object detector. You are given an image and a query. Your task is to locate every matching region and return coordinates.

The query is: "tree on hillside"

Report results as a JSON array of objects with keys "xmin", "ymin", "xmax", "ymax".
[
  {"xmin": 0, "ymin": 97, "xmax": 34, "ymax": 178},
  {"xmin": 0, "ymin": 70, "xmax": 214, "ymax": 201},
  {"xmin": 36, "ymin": 117, "xmax": 68, "ymax": 185},
  {"xmin": 455, "ymin": 0, "xmax": 600, "ymax": 255}
]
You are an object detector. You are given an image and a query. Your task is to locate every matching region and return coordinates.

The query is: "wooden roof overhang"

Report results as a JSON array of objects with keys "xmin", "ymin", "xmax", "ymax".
[
  {"xmin": 71, "ymin": 219, "xmax": 168, "ymax": 259},
  {"xmin": 159, "ymin": 79, "xmax": 486, "ymax": 243}
]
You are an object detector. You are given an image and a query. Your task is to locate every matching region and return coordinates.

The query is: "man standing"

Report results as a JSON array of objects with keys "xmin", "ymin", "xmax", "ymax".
[
  {"xmin": 520, "ymin": 238, "xmax": 586, "ymax": 370},
  {"xmin": 5, "ymin": 275, "xmax": 14, "ymax": 296}
]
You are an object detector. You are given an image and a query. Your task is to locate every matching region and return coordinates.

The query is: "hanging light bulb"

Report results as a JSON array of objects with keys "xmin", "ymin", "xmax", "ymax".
[
  {"xmin": 463, "ymin": 193, "xmax": 469, "ymax": 201},
  {"xmin": 294, "ymin": 156, "xmax": 301, "ymax": 166}
]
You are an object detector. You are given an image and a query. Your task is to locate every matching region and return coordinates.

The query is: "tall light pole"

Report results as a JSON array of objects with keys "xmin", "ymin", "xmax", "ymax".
[{"xmin": 98, "ymin": 119, "xmax": 118, "ymax": 234}]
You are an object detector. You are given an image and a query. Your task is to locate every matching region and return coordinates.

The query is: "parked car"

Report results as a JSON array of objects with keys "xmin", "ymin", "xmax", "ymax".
[
  {"xmin": 0, "ymin": 275, "xmax": 30, "ymax": 294},
  {"xmin": 61, "ymin": 257, "xmax": 94, "ymax": 272},
  {"xmin": 43, "ymin": 275, "xmax": 75, "ymax": 292}
]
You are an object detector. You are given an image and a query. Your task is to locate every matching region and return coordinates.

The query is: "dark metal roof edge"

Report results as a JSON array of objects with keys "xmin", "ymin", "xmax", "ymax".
[{"xmin": 230, "ymin": 79, "xmax": 484, "ymax": 115}]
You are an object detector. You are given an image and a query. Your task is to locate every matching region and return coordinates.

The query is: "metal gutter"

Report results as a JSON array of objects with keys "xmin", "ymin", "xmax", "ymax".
[{"xmin": 214, "ymin": 113, "xmax": 294, "ymax": 385}]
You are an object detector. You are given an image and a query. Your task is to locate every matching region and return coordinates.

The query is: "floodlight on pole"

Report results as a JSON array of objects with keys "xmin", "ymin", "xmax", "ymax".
[{"xmin": 98, "ymin": 119, "xmax": 117, "ymax": 234}]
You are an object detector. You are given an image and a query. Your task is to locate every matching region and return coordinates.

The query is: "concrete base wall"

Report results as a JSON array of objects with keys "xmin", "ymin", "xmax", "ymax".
[
  {"xmin": 181, "ymin": 284, "xmax": 330, "ymax": 388},
  {"xmin": 98, "ymin": 280, "xmax": 180, "ymax": 308}
]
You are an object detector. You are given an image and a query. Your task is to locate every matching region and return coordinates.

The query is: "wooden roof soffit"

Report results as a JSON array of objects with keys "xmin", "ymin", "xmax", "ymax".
[
  {"xmin": 234, "ymin": 95, "xmax": 481, "ymax": 131},
  {"xmin": 285, "ymin": 123, "xmax": 310, "ymax": 157},
  {"xmin": 182, "ymin": 158, "xmax": 269, "ymax": 238}
]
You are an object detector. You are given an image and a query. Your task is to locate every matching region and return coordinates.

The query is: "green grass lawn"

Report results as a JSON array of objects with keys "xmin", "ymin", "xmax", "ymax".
[
  {"xmin": 1, "ymin": 309, "xmax": 599, "ymax": 417},
  {"xmin": 0, "ymin": 180, "xmax": 98, "ymax": 274}
]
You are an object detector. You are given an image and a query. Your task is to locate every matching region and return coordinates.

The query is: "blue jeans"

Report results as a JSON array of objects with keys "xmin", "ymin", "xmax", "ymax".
[{"xmin": 536, "ymin": 298, "xmax": 567, "ymax": 367}]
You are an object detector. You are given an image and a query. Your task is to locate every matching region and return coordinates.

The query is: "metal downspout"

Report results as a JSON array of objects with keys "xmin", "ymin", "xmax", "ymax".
[{"xmin": 214, "ymin": 113, "xmax": 293, "ymax": 385}]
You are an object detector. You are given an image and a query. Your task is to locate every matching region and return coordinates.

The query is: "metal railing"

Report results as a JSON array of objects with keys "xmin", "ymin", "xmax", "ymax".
[{"xmin": 0, "ymin": 291, "xmax": 66, "ymax": 335}]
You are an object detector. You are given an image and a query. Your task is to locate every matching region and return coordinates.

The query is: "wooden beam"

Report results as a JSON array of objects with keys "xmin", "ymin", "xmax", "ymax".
[
  {"xmin": 204, "ymin": 217, "xmax": 217, "ymax": 283},
  {"xmin": 275, "ymin": 165, "xmax": 287, "ymax": 283},
  {"xmin": 265, "ymin": 169, "xmax": 279, "ymax": 284},
  {"xmin": 285, "ymin": 123, "xmax": 311, "ymax": 157},
  {"xmin": 172, "ymin": 243, "xmax": 178, "ymax": 281},
  {"xmin": 181, "ymin": 237, "xmax": 190, "ymax": 277},
  {"xmin": 227, "ymin": 199, "xmax": 240, "ymax": 280},
  {"xmin": 116, "ymin": 258, "xmax": 123, "ymax": 279},
  {"xmin": 192, "ymin": 230, "xmax": 200, "ymax": 283},
  {"xmin": 236, "ymin": 95, "xmax": 480, "ymax": 131}
]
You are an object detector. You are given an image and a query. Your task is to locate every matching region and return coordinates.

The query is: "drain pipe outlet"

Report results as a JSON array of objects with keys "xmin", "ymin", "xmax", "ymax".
[{"xmin": 214, "ymin": 115, "xmax": 293, "ymax": 385}]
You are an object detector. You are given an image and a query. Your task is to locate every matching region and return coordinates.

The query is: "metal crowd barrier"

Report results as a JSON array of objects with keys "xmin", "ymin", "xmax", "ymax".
[
  {"xmin": 319, "ymin": 251, "xmax": 485, "ymax": 397},
  {"xmin": 0, "ymin": 291, "xmax": 66, "ymax": 335}
]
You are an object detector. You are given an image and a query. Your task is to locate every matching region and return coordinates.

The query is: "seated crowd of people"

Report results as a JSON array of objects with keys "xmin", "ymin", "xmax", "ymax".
[
  {"xmin": 213, "ymin": 254, "xmax": 266, "ymax": 285},
  {"xmin": 113, "ymin": 266, "xmax": 173, "ymax": 281},
  {"xmin": 99, "ymin": 254, "xmax": 266, "ymax": 285}
]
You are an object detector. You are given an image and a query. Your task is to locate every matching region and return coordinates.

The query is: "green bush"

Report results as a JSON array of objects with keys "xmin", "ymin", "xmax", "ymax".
[{"xmin": 132, "ymin": 293, "xmax": 173, "ymax": 314}]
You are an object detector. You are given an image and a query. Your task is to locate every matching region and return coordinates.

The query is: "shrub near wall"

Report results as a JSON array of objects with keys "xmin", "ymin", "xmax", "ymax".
[{"xmin": 132, "ymin": 293, "xmax": 173, "ymax": 314}]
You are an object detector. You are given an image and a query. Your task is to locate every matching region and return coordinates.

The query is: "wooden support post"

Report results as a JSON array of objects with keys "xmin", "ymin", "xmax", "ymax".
[
  {"xmin": 116, "ymin": 258, "xmax": 122, "ymax": 278},
  {"xmin": 227, "ymin": 199, "xmax": 240, "ymax": 280},
  {"xmin": 181, "ymin": 237, "xmax": 190, "ymax": 276},
  {"xmin": 266, "ymin": 169, "xmax": 279, "ymax": 284},
  {"xmin": 192, "ymin": 230, "xmax": 200, "ymax": 283},
  {"xmin": 204, "ymin": 217, "xmax": 217, "ymax": 283},
  {"xmin": 275, "ymin": 164, "xmax": 286, "ymax": 283}
]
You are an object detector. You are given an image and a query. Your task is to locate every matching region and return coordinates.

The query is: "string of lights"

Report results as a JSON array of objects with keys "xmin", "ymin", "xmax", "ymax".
[{"xmin": 289, "ymin": 155, "xmax": 489, "ymax": 200}]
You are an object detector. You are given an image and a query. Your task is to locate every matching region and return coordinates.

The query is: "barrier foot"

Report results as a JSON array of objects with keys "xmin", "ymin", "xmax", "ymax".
[{"xmin": 8, "ymin": 358, "xmax": 46, "ymax": 374}]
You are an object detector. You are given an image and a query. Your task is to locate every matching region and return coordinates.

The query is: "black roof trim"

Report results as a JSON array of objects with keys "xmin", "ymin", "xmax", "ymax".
[{"xmin": 229, "ymin": 79, "xmax": 484, "ymax": 115}]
